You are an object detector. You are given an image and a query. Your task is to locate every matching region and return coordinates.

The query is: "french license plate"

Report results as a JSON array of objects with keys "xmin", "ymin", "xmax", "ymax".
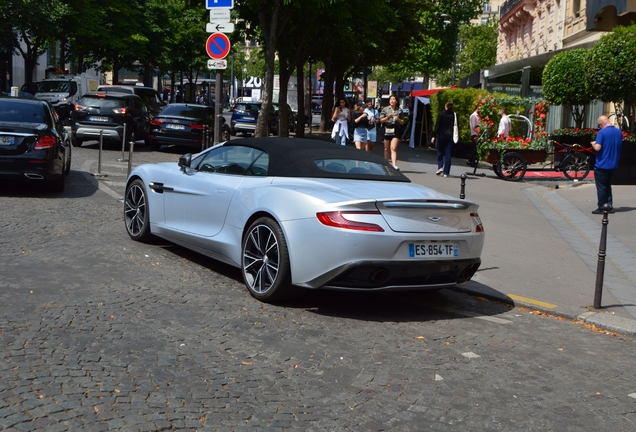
[
  {"xmin": 0, "ymin": 136, "xmax": 15, "ymax": 145},
  {"xmin": 243, "ymin": 116, "xmax": 255, "ymax": 120},
  {"xmin": 409, "ymin": 242, "xmax": 458, "ymax": 258},
  {"xmin": 166, "ymin": 124, "xmax": 185, "ymax": 130},
  {"xmin": 89, "ymin": 116, "xmax": 108, "ymax": 122}
]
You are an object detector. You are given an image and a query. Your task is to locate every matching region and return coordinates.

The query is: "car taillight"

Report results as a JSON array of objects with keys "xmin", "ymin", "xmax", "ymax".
[
  {"xmin": 34, "ymin": 136, "xmax": 56, "ymax": 150},
  {"xmin": 188, "ymin": 123, "xmax": 205, "ymax": 130},
  {"xmin": 113, "ymin": 108, "xmax": 127, "ymax": 114},
  {"xmin": 470, "ymin": 213, "xmax": 484, "ymax": 233},
  {"xmin": 316, "ymin": 211, "xmax": 385, "ymax": 232},
  {"xmin": 150, "ymin": 119, "xmax": 164, "ymax": 126}
]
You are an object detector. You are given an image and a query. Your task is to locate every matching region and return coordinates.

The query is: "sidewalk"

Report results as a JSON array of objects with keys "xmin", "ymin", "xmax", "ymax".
[{"xmin": 305, "ymin": 131, "xmax": 636, "ymax": 335}]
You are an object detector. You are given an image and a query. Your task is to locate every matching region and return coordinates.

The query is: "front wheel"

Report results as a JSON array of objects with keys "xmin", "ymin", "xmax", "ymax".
[
  {"xmin": 499, "ymin": 152, "xmax": 527, "ymax": 181},
  {"xmin": 242, "ymin": 217, "xmax": 292, "ymax": 302},
  {"xmin": 124, "ymin": 179, "xmax": 152, "ymax": 242},
  {"xmin": 561, "ymin": 152, "xmax": 590, "ymax": 180}
]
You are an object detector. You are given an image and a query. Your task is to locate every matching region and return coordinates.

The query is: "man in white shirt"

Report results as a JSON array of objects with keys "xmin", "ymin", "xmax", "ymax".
[
  {"xmin": 468, "ymin": 109, "xmax": 480, "ymax": 167},
  {"xmin": 497, "ymin": 107, "xmax": 510, "ymax": 138}
]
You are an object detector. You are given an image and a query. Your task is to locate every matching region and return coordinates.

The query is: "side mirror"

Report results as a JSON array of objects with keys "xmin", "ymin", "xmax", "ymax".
[{"xmin": 178, "ymin": 153, "xmax": 192, "ymax": 171}]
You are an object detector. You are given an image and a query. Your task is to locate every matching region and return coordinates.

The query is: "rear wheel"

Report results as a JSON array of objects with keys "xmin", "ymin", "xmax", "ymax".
[
  {"xmin": 242, "ymin": 217, "xmax": 292, "ymax": 302},
  {"xmin": 561, "ymin": 152, "xmax": 590, "ymax": 180},
  {"xmin": 499, "ymin": 152, "xmax": 527, "ymax": 181},
  {"xmin": 124, "ymin": 179, "xmax": 152, "ymax": 242}
]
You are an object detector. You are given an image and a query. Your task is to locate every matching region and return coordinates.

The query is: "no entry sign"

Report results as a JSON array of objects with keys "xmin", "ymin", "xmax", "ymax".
[{"xmin": 206, "ymin": 32, "xmax": 231, "ymax": 60}]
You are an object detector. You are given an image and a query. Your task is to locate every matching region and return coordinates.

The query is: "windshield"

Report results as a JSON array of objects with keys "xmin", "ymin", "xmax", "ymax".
[
  {"xmin": 161, "ymin": 105, "xmax": 206, "ymax": 118},
  {"xmin": 78, "ymin": 96, "xmax": 126, "ymax": 109},
  {"xmin": 0, "ymin": 100, "xmax": 46, "ymax": 123},
  {"xmin": 36, "ymin": 81, "xmax": 77, "ymax": 94}
]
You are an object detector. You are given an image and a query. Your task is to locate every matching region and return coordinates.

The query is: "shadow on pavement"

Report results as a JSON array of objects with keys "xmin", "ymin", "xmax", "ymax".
[{"xmin": 0, "ymin": 170, "xmax": 99, "ymax": 199}]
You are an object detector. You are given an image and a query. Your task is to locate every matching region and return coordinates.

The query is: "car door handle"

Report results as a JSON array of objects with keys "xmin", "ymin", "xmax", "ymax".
[{"xmin": 215, "ymin": 189, "xmax": 227, "ymax": 194}]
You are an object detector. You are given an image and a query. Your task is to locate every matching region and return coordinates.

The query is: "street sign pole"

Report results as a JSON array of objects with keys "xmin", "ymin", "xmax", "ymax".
[{"xmin": 215, "ymin": 69, "xmax": 223, "ymax": 144}]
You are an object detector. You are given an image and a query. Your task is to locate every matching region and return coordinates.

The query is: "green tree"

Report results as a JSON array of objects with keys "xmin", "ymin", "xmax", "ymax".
[
  {"xmin": 0, "ymin": 0, "xmax": 71, "ymax": 83},
  {"xmin": 587, "ymin": 24, "xmax": 636, "ymax": 131},
  {"xmin": 542, "ymin": 49, "xmax": 593, "ymax": 129}
]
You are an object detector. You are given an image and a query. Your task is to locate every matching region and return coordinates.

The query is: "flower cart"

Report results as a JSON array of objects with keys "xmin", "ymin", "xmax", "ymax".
[
  {"xmin": 483, "ymin": 148, "xmax": 547, "ymax": 181},
  {"xmin": 475, "ymin": 97, "xmax": 551, "ymax": 181}
]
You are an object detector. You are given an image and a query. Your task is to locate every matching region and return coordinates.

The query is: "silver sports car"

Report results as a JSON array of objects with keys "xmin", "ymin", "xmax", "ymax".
[{"xmin": 124, "ymin": 138, "xmax": 484, "ymax": 302}]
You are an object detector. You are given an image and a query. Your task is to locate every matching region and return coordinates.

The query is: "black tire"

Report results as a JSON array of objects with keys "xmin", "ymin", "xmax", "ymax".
[
  {"xmin": 230, "ymin": 128, "xmax": 237, "ymax": 136},
  {"xmin": 71, "ymin": 134, "xmax": 83, "ymax": 147},
  {"xmin": 124, "ymin": 179, "xmax": 152, "ymax": 242},
  {"xmin": 64, "ymin": 145, "xmax": 71, "ymax": 175},
  {"xmin": 241, "ymin": 217, "xmax": 292, "ymax": 302},
  {"xmin": 150, "ymin": 140, "xmax": 161, "ymax": 152},
  {"xmin": 499, "ymin": 152, "xmax": 527, "ymax": 181},
  {"xmin": 561, "ymin": 152, "xmax": 590, "ymax": 181}
]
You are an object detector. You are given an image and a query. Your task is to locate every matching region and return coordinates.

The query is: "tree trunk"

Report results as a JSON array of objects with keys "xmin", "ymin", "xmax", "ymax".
[
  {"xmin": 295, "ymin": 57, "xmax": 305, "ymax": 138},
  {"xmin": 255, "ymin": 1, "xmax": 281, "ymax": 137},
  {"xmin": 320, "ymin": 58, "xmax": 334, "ymax": 133},
  {"xmin": 277, "ymin": 50, "xmax": 291, "ymax": 138}
]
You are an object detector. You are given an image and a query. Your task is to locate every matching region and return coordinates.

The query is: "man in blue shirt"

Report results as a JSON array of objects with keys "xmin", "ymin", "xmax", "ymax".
[{"xmin": 591, "ymin": 115, "xmax": 623, "ymax": 214}]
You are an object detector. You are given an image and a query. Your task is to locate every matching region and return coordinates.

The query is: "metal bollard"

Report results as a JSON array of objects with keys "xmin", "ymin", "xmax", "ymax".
[
  {"xmin": 459, "ymin": 174, "xmax": 467, "ymax": 199},
  {"xmin": 119, "ymin": 123, "xmax": 128, "ymax": 161},
  {"xmin": 593, "ymin": 203, "xmax": 612, "ymax": 309},
  {"xmin": 97, "ymin": 130, "xmax": 104, "ymax": 174},
  {"xmin": 127, "ymin": 140, "xmax": 135, "ymax": 177}
]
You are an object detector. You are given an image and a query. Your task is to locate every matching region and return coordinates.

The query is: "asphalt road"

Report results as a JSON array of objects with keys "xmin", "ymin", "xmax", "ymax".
[{"xmin": 1, "ymin": 142, "xmax": 635, "ymax": 431}]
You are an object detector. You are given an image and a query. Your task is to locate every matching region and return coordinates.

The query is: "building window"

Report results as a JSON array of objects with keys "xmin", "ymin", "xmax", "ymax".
[
  {"xmin": 483, "ymin": 0, "xmax": 491, "ymax": 13},
  {"xmin": 573, "ymin": 0, "xmax": 581, "ymax": 15}
]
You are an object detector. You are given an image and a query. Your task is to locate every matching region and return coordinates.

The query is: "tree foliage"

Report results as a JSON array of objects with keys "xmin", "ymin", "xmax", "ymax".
[
  {"xmin": 542, "ymin": 49, "xmax": 593, "ymax": 129},
  {"xmin": 587, "ymin": 24, "xmax": 636, "ymax": 130}
]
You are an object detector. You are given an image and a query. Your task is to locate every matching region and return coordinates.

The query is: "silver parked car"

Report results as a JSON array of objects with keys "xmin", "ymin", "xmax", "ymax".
[{"xmin": 124, "ymin": 138, "xmax": 484, "ymax": 302}]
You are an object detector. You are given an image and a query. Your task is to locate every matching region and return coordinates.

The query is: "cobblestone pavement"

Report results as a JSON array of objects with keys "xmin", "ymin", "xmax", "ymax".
[{"xmin": 1, "ymin": 144, "xmax": 635, "ymax": 431}]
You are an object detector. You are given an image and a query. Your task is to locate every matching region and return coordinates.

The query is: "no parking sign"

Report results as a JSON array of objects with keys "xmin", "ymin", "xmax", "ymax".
[{"xmin": 206, "ymin": 32, "xmax": 231, "ymax": 60}]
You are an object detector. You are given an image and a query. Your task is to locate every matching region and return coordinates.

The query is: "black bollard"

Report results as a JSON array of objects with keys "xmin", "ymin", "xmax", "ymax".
[
  {"xmin": 593, "ymin": 203, "xmax": 612, "ymax": 309},
  {"xmin": 459, "ymin": 174, "xmax": 467, "ymax": 199}
]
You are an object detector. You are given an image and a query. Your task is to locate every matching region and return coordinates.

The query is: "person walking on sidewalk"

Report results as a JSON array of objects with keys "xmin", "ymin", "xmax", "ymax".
[
  {"xmin": 364, "ymin": 100, "xmax": 379, "ymax": 152},
  {"xmin": 380, "ymin": 95, "xmax": 403, "ymax": 170},
  {"xmin": 352, "ymin": 102, "xmax": 369, "ymax": 150},
  {"xmin": 468, "ymin": 107, "xmax": 480, "ymax": 167},
  {"xmin": 430, "ymin": 101, "xmax": 457, "ymax": 177},
  {"xmin": 331, "ymin": 98, "xmax": 350, "ymax": 146},
  {"xmin": 591, "ymin": 115, "xmax": 623, "ymax": 214}
]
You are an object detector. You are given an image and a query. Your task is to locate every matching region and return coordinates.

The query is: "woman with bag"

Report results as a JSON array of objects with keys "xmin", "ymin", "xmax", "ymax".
[
  {"xmin": 352, "ymin": 102, "xmax": 369, "ymax": 150},
  {"xmin": 331, "ymin": 98, "xmax": 350, "ymax": 146},
  {"xmin": 380, "ymin": 95, "xmax": 404, "ymax": 170},
  {"xmin": 430, "ymin": 101, "xmax": 458, "ymax": 177}
]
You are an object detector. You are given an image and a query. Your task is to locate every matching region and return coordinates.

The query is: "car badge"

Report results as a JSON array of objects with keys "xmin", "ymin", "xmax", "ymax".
[{"xmin": 427, "ymin": 216, "xmax": 442, "ymax": 222}]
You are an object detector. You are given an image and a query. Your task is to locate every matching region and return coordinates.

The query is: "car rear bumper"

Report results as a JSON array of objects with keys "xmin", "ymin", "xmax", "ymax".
[
  {"xmin": 74, "ymin": 125, "xmax": 123, "ymax": 142},
  {"xmin": 148, "ymin": 136, "xmax": 203, "ymax": 149},
  {"xmin": 0, "ymin": 154, "xmax": 63, "ymax": 182},
  {"xmin": 231, "ymin": 121, "xmax": 256, "ymax": 132},
  {"xmin": 302, "ymin": 258, "xmax": 482, "ymax": 290}
]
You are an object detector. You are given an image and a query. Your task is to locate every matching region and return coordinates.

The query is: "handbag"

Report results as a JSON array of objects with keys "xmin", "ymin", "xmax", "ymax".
[{"xmin": 453, "ymin": 113, "xmax": 459, "ymax": 143}]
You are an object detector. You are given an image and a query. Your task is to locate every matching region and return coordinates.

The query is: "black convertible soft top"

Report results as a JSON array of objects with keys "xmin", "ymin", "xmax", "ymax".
[{"xmin": 221, "ymin": 137, "xmax": 410, "ymax": 182}]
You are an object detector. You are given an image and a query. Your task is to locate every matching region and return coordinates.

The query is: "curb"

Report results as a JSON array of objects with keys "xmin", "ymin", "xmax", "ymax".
[{"xmin": 452, "ymin": 285, "xmax": 636, "ymax": 336}]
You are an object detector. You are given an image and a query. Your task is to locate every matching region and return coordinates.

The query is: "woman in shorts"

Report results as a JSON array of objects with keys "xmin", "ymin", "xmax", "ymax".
[
  {"xmin": 380, "ymin": 95, "xmax": 403, "ymax": 169},
  {"xmin": 352, "ymin": 102, "xmax": 369, "ymax": 150}
]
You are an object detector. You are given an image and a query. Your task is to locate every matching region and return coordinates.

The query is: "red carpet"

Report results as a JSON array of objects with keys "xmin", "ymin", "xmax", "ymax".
[{"xmin": 524, "ymin": 170, "xmax": 594, "ymax": 179}]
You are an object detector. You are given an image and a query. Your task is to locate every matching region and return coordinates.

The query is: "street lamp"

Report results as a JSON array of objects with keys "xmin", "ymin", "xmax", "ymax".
[{"xmin": 441, "ymin": 14, "xmax": 459, "ymax": 86}]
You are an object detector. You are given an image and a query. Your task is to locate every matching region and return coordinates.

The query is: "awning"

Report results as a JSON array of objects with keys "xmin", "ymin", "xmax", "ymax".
[{"xmin": 410, "ymin": 88, "xmax": 445, "ymax": 97}]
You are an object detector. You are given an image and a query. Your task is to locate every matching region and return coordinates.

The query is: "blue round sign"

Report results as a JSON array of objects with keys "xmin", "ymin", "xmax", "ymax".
[{"xmin": 206, "ymin": 33, "xmax": 231, "ymax": 60}]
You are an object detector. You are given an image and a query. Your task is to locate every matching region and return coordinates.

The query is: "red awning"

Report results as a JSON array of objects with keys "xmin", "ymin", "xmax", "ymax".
[{"xmin": 410, "ymin": 88, "xmax": 445, "ymax": 97}]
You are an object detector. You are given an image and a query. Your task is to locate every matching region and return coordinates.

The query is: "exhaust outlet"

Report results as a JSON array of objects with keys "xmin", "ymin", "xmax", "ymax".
[{"xmin": 24, "ymin": 173, "xmax": 44, "ymax": 180}]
